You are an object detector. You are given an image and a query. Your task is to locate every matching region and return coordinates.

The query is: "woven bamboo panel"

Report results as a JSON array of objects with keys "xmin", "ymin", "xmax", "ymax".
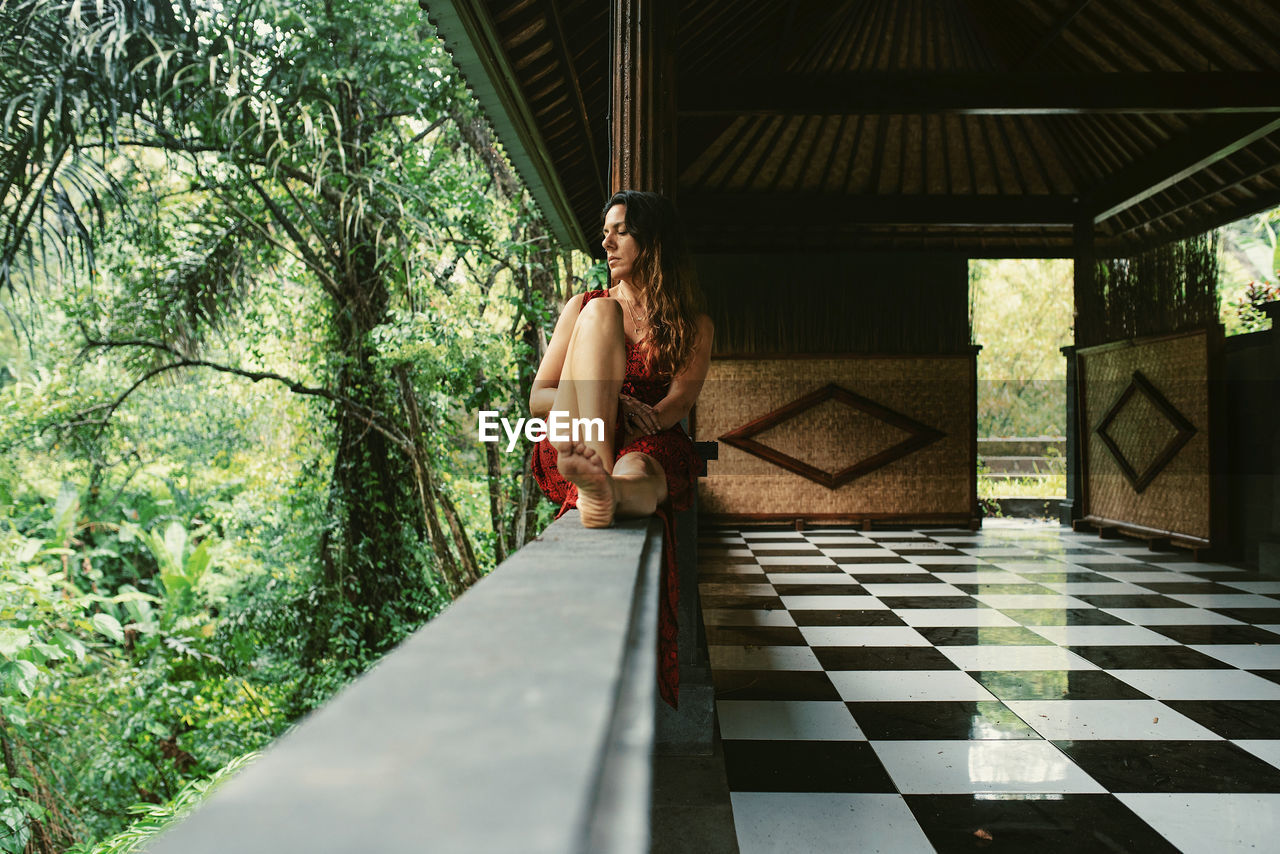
[
  {"xmin": 1079, "ymin": 330, "xmax": 1213, "ymax": 541},
  {"xmin": 696, "ymin": 356, "xmax": 975, "ymax": 519}
]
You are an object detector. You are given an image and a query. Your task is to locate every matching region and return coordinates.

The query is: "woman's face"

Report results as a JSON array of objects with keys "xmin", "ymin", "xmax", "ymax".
[{"xmin": 602, "ymin": 204, "xmax": 639, "ymax": 283}]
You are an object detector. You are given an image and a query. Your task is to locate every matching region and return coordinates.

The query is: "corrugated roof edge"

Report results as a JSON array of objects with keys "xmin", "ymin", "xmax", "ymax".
[{"xmin": 421, "ymin": 0, "xmax": 591, "ymax": 253}]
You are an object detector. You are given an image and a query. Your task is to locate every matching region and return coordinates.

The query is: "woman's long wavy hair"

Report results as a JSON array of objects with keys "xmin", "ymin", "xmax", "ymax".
[{"xmin": 605, "ymin": 190, "xmax": 706, "ymax": 376}]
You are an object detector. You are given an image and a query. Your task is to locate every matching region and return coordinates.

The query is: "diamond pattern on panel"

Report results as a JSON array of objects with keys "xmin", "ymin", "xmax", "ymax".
[
  {"xmin": 1094, "ymin": 371, "xmax": 1196, "ymax": 495},
  {"xmin": 718, "ymin": 383, "xmax": 945, "ymax": 490}
]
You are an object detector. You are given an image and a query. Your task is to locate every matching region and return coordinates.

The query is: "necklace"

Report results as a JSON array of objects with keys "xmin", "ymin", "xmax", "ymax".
[{"xmin": 611, "ymin": 286, "xmax": 647, "ymax": 339}]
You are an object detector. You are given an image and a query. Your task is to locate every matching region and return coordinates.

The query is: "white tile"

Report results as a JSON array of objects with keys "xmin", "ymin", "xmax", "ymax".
[
  {"xmin": 702, "ymin": 609, "xmax": 794, "ymax": 627},
  {"xmin": 709, "ymin": 645, "xmax": 822, "ymax": 671},
  {"xmin": 1102, "ymin": 608, "xmax": 1242, "ymax": 626},
  {"xmin": 765, "ymin": 572, "xmax": 857, "ymax": 585},
  {"xmin": 717, "ymin": 700, "xmax": 865, "ymax": 741},
  {"xmin": 908, "ymin": 555, "xmax": 989, "ymax": 565},
  {"xmin": 1026, "ymin": 625, "xmax": 1180, "ymax": 646},
  {"xmin": 731, "ymin": 793, "xmax": 934, "ymax": 854},
  {"xmin": 828, "ymin": 670, "xmax": 997, "ymax": 702},
  {"xmin": 798, "ymin": 626, "xmax": 932, "ymax": 647},
  {"xmin": 698, "ymin": 582, "xmax": 775, "ymax": 596},
  {"xmin": 1189, "ymin": 644, "xmax": 1280, "ymax": 670},
  {"xmin": 757, "ymin": 555, "xmax": 835, "ymax": 566},
  {"xmin": 1116, "ymin": 794, "xmax": 1280, "ymax": 854},
  {"xmin": 821, "ymin": 548, "xmax": 899, "ymax": 558},
  {"xmin": 1233, "ymin": 740, "xmax": 1280, "ymax": 771},
  {"xmin": 780, "ymin": 595, "xmax": 888, "ymax": 611},
  {"xmin": 938, "ymin": 645, "xmax": 1100, "ymax": 671},
  {"xmin": 974, "ymin": 594, "xmax": 1095, "ymax": 610},
  {"xmin": 931, "ymin": 571, "xmax": 1033, "ymax": 584},
  {"xmin": 863, "ymin": 583, "xmax": 967, "ymax": 597},
  {"xmin": 1167, "ymin": 593, "xmax": 1280, "ymax": 609},
  {"xmin": 804, "ymin": 536, "xmax": 875, "ymax": 545},
  {"xmin": 1261, "ymin": 625, "xmax": 1280, "ymax": 637},
  {"xmin": 1038, "ymin": 582, "xmax": 1147, "ymax": 595},
  {"xmin": 1058, "ymin": 554, "xmax": 1143, "ymax": 564},
  {"xmin": 1112, "ymin": 669, "xmax": 1280, "ymax": 700},
  {"xmin": 1221, "ymin": 580, "xmax": 1280, "ymax": 594},
  {"xmin": 871, "ymin": 741, "xmax": 1106, "ymax": 794},
  {"xmin": 1004, "ymin": 699, "xmax": 1220, "ymax": 740},
  {"xmin": 897, "ymin": 609, "xmax": 1020, "ymax": 628},
  {"xmin": 989, "ymin": 562, "xmax": 1069, "ymax": 573}
]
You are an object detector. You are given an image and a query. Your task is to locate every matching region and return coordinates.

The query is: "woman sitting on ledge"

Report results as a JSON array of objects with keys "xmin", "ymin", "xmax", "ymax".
[
  {"xmin": 529, "ymin": 191, "xmax": 712, "ymax": 707},
  {"xmin": 529, "ymin": 190, "xmax": 713, "ymax": 529}
]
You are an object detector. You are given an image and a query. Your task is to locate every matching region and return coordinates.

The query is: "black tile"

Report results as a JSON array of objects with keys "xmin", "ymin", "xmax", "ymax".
[
  {"xmin": 1059, "ymin": 547, "xmax": 1107, "ymax": 554},
  {"xmin": 772, "ymin": 583, "xmax": 867, "ymax": 596},
  {"xmin": 925, "ymin": 562, "xmax": 1002, "ymax": 572},
  {"xmin": 1000, "ymin": 572, "xmax": 1102, "ymax": 583},
  {"xmin": 833, "ymin": 554, "xmax": 909, "ymax": 565},
  {"xmin": 1070, "ymin": 562, "xmax": 1167, "ymax": 573},
  {"xmin": 887, "ymin": 548, "xmax": 964, "ymax": 556},
  {"xmin": 758, "ymin": 563, "xmax": 843, "ymax": 574},
  {"xmin": 1073, "ymin": 594, "xmax": 1191, "ymax": 608},
  {"xmin": 917, "ymin": 627, "xmax": 1057, "ymax": 647},
  {"xmin": 1066, "ymin": 645, "xmax": 1234, "ymax": 669},
  {"xmin": 704, "ymin": 626, "xmax": 807, "ymax": 646},
  {"xmin": 1055, "ymin": 740, "xmax": 1280, "ymax": 792},
  {"xmin": 789, "ymin": 609, "xmax": 908, "ymax": 627},
  {"xmin": 805, "ymin": 540, "xmax": 880, "ymax": 549},
  {"xmin": 749, "ymin": 547, "xmax": 821, "ymax": 556},
  {"xmin": 1132, "ymin": 581, "xmax": 1237, "ymax": 594},
  {"xmin": 998, "ymin": 609, "xmax": 1127, "ymax": 626},
  {"xmin": 879, "ymin": 596, "xmax": 991, "ymax": 610},
  {"xmin": 1147, "ymin": 624, "xmax": 1280, "ymax": 645},
  {"xmin": 812, "ymin": 646, "xmax": 959, "ymax": 671},
  {"xmin": 1209, "ymin": 607, "xmax": 1280, "ymax": 625},
  {"xmin": 1163, "ymin": 700, "xmax": 1280, "ymax": 740},
  {"xmin": 722, "ymin": 740, "xmax": 894, "ymax": 792},
  {"xmin": 846, "ymin": 573, "xmax": 941, "ymax": 584},
  {"xmin": 971, "ymin": 669, "xmax": 1150, "ymax": 701},
  {"xmin": 905, "ymin": 794, "xmax": 1181, "ymax": 854},
  {"xmin": 847, "ymin": 701, "xmax": 1040, "ymax": 740},
  {"xmin": 699, "ymin": 594, "xmax": 785, "ymax": 610},
  {"xmin": 697, "ymin": 572, "xmax": 767, "ymax": 585},
  {"xmin": 952, "ymin": 583, "xmax": 1060, "ymax": 595},
  {"xmin": 1250, "ymin": 670, "xmax": 1280, "ymax": 686},
  {"xmin": 712, "ymin": 669, "xmax": 839, "ymax": 701}
]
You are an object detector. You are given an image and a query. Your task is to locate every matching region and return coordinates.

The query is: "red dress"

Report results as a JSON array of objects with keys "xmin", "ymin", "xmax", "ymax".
[{"xmin": 531, "ymin": 289, "xmax": 699, "ymax": 708}]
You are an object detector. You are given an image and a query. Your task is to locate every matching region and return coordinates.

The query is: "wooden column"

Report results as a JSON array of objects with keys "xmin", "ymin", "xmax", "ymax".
[
  {"xmin": 610, "ymin": 0, "xmax": 676, "ymax": 196},
  {"xmin": 1062, "ymin": 214, "xmax": 1095, "ymax": 525}
]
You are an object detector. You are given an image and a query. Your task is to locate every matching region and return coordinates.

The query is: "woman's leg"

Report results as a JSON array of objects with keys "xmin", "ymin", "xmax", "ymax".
[
  {"xmin": 552, "ymin": 297, "xmax": 626, "ymax": 473},
  {"xmin": 555, "ymin": 443, "xmax": 667, "ymax": 527}
]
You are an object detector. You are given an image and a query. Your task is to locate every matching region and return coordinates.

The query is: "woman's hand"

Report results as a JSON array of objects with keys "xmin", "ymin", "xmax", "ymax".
[{"xmin": 619, "ymin": 393, "xmax": 660, "ymax": 445}]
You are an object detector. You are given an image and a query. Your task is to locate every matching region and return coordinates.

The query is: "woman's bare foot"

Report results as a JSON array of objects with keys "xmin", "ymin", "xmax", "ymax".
[{"xmin": 555, "ymin": 441, "xmax": 616, "ymax": 528}]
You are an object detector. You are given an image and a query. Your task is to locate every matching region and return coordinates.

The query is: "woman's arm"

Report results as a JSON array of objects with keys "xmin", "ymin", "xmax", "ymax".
[
  {"xmin": 529, "ymin": 292, "xmax": 587, "ymax": 419},
  {"xmin": 635, "ymin": 314, "xmax": 715, "ymax": 433}
]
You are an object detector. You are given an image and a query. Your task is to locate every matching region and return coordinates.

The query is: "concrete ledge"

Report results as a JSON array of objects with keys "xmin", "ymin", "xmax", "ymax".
[{"xmin": 147, "ymin": 511, "xmax": 663, "ymax": 854}]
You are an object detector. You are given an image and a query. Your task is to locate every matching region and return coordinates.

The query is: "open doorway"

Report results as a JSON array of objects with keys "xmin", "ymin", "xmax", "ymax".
[{"xmin": 969, "ymin": 259, "xmax": 1074, "ymax": 518}]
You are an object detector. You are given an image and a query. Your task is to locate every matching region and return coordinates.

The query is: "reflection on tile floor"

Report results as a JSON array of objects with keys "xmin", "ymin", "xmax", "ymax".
[{"xmin": 700, "ymin": 522, "xmax": 1280, "ymax": 853}]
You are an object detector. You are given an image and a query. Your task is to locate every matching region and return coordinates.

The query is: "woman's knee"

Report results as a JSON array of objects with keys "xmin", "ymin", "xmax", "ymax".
[
  {"xmin": 576, "ymin": 296, "xmax": 624, "ymax": 333},
  {"xmin": 616, "ymin": 451, "xmax": 665, "ymax": 480}
]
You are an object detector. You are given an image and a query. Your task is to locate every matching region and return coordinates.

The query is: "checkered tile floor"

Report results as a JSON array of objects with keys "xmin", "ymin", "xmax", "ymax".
[{"xmin": 699, "ymin": 522, "xmax": 1280, "ymax": 853}]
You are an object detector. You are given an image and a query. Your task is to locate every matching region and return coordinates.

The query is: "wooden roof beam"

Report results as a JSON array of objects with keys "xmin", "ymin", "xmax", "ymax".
[
  {"xmin": 680, "ymin": 193, "xmax": 1079, "ymax": 227},
  {"xmin": 679, "ymin": 72, "xmax": 1280, "ymax": 116},
  {"xmin": 1086, "ymin": 114, "xmax": 1280, "ymax": 224}
]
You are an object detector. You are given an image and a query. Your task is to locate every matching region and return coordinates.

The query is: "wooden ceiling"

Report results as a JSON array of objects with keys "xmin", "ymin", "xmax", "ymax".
[{"xmin": 427, "ymin": 0, "xmax": 1280, "ymax": 256}]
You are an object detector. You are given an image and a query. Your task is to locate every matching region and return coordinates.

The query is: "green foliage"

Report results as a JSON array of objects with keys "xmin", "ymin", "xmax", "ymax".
[
  {"xmin": 1219, "ymin": 207, "xmax": 1279, "ymax": 336},
  {"xmin": 970, "ymin": 259, "xmax": 1073, "ymax": 438}
]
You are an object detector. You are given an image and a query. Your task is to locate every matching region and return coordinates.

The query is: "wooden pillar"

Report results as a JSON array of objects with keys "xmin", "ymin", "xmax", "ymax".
[
  {"xmin": 1061, "ymin": 214, "xmax": 1095, "ymax": 526},
  {"xmin": 609, "ymin": 0, "xmax": 676, "ymax": 196}
]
